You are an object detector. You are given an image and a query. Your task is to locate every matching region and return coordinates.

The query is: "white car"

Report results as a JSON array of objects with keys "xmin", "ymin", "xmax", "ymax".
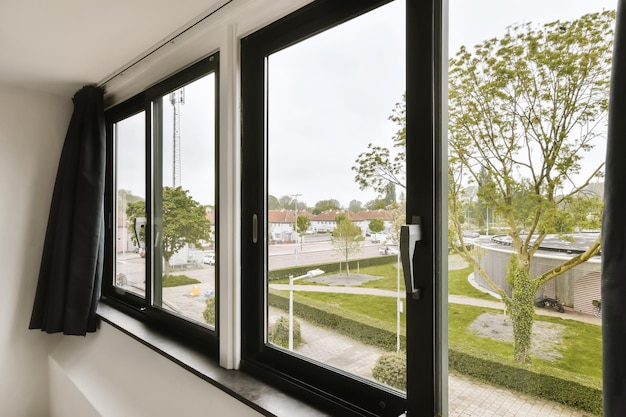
[
  {"xmin": 203, "ymin": 253, "xmax": 215, "ymax": 265},
  {"xmin": 378, "ymin": 246, "xmax": 399, "ymax": 255}
]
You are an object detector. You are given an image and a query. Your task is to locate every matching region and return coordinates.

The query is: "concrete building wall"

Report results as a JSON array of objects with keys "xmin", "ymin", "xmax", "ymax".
[{"xmin": 473, "ymin": 243, "xmax": 601, "ymax": 313}]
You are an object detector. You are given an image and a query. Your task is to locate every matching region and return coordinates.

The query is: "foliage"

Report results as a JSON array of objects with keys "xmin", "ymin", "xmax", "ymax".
[
  {"xmin": 331, "ymin": 213, "xmax": 364, "ymax": 275},
  {"xmin": 125, "ymin": 200, "xmax": 146, "ymax": 247},
  {"xmin": 268, "ymin": 316, "xmax": 302, "ymax": 349},
  {"xmin": 270, "ymin": 289, "xmax": 601, "ymax": 413},
  {"xmin": 368, "ymin": 218, "xmax": 385, "ymax": 233},
  {"xmin": 372, "ymin": 351, "xmax": 406, "ymax": 391},
  {"xmin": 448, "ymin": 350, "xmax": 602, "ymax": 416},
  {"xmin": 279, "ymin": 195, "xmax": 296, "ymax": 210},
  {"xmin": 313, "ymin": 199, "xmax": 342, "ymax": 214},
  {"xmin": 365, "ymin": 198, "xmax": 389, "ymax": 210},
  {"xmin": 352, "ymin": 93, "xmax": 406, "ymax": 195},
  {"xmin": 268, "ymin": 194, "xmax": 280, "ymax": 210},
  {"xmin": 296, "ymin": 215, "xmax": 311, "ymax": 235},
  {"xmin": 126, "ymin": 187, "xmax": 212, "ymax": 273},
  {"xmin": 355, "ymin": 10, "xmax": 612, "ymax": 364},
  {"xmin": 268, "ymin": 290, "xmax": 405, "ymax": 351},
  {"xmin": 162, "ymin": 274, "xmax": 201, "ymax": 287},
  {"xmin": 447, "ymin": 11, "xmax": 612, "ymax": 362},
  {"xmin": 348, "ymin": 199, "xmax": 363, "ymax": 213},
  {"xmin": 203, "ymin": 295, "xmax": 216, "ymax": 326}
]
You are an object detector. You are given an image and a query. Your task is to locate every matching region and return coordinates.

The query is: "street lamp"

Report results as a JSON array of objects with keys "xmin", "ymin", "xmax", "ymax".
[
  {"xmin": 289, "ymin": 268, "xmax": 324, "ymax": 350},
  {"xmin": 291, "ymin": 193, "xmax": 302, "ymax": 242}
]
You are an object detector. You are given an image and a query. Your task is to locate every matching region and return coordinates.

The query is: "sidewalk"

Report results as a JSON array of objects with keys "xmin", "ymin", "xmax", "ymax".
[{"xmin": 268, "ymin": 306, "xmax": 594, "ymax": 417}]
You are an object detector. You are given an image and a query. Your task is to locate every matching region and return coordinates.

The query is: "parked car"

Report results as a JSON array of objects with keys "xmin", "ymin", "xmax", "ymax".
[{"xmin": 203, "ymin": 253, "xmax": 215, "ymax": 265}]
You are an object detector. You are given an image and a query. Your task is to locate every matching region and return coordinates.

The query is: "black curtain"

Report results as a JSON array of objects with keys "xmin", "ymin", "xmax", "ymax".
[
  {"xmin": 603, "ymin": 1, "xmax": 626, "ymax": 415},
  {"xmin": 29, "ymin": 85, "xmax": 105, "ymax": 335}
]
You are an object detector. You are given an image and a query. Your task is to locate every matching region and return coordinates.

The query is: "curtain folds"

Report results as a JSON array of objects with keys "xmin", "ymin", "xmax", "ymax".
[
  {"xmin": 29, "ymin": 85, "xmax": 105, "ymax": 335},
  {"xmin": 603, "ymin": 1, "xmax": 626, "ymax": 415}
]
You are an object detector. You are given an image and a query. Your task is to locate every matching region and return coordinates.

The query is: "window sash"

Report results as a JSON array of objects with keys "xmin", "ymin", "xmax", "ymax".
[
  {"xmin": 103, "ymin": 53, "xmax": 220, "ymax": 354},
  {"xmin": 240, "ymin": 0, "xmax": 443, "ymax": 415}
]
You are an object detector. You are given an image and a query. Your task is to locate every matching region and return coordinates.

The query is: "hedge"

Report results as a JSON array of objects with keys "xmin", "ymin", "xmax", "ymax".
[
  {"xmin": 270, "ymin": 290, "xmax": 602, "ymax": 416},
  {"xmin": 269, "ymin": 290, "xmax": 405, "ymax": 351},
  {"xmin": 268, "ymin": 254, "xmax": 397, "ymax": 281},
  {"xmin": 448, "ymin": 348, "xmax": 602, "ymax": 416}
]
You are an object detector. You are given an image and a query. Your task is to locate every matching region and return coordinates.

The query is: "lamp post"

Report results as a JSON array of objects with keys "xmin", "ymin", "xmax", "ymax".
[{"xmin": 289, "ymin": 268, "xmax": 324, "ymax": 350}]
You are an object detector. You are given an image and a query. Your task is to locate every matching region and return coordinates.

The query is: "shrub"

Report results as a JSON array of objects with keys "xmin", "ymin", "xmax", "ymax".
[
  {"xmin": 269, "ymin": 290, "xmax": 601, "ymax": 415},
  {"xmin": 162, "ymin": 274, "xmax": 201, "ymax": 287},
  {"xmin": 269, "ymin": 316, "xmax": 302, "ymax": 349},
  {"xmin": 203, "ymin": 296, "xmax": 216, "ymax": 326},
  {"xmin": 372, "ymin": 350, "xmax": 406, "ymax": 390}
]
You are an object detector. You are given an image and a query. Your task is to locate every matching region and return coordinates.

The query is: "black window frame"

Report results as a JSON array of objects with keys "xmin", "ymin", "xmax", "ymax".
[
  {"xmin": 240, "ymin": 0, "xmax": 444, "ymax": 416},
  {"xmin": 103, "ymin": 52, "xmax": 220, "ymax": 355}
]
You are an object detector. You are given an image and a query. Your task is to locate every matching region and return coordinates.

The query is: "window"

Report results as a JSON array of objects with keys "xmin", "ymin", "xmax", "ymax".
[
  {"xmin": 104, "ymin": 53, "xmax": 219, "ymax": 351},
  {"xmin": 241, "ymin": 0, "xmax": 442, "ymax": 415},
  {"xmin": 445, "ymin": 1, "xmax": 610, "ymax": 415}
]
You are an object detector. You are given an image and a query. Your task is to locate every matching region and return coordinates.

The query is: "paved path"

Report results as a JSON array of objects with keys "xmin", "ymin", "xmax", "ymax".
[
  {"xmin": 269, "ymin": 302, "xmax": 595, "ymax": 417},
  {"xmin": 268, "ymin": 257, "xmax": 600, "ymax": 416}
]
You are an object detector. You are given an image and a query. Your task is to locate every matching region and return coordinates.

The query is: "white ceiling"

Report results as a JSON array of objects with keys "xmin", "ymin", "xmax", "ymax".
[{"xmin": 0, "ymin": 0, "xmax": 225, "ymax": 97}]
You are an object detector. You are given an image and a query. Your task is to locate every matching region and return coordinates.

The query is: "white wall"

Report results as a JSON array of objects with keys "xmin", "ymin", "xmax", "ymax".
[
  {"xmin": 0, "ymin": 83, "xmax": 71, "ymax": 416},
  {"xmin": 0, "ymin": 83, "xmax": 262, "ymax": 417},
  {"xmin": 48, "ymin": 323, "xmax": 262, "ymax": 417}
]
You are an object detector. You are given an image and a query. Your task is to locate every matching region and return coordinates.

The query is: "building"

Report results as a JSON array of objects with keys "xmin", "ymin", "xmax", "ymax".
[{"xmin": 472, "ymin": 234, "xmax": 601, "ymax": 316}]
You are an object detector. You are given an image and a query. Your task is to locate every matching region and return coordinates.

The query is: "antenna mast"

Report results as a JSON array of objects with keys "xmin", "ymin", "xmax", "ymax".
[{"xmin": 169, "ymin": 88, "xmax": 185, "ymax": 187}]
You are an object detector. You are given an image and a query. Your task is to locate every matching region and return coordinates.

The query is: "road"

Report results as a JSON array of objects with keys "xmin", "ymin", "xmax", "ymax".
[{"xmin": 269, "ymin": 240, "xmax": 393, "ymax": 269}]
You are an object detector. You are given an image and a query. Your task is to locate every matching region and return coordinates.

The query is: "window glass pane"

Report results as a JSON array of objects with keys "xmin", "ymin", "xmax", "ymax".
[
  {"xmin": 266, "ymin": 0, "xmax": 406, "ymax": 390},
  {"xmin": 152, "ymin": 73, "xmax": 217, "ymax": 327},
  {"xmin": 114, "ymin": 111, "xmax": 146, "ymax": 298},
  {"xmin": 447, "ymin": 1, "xmax": 611, "ymax": 414}
]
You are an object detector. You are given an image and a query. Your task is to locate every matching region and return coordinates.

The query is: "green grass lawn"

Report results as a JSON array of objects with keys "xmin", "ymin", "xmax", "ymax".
[{"xmin": 285, "ymin": 260, "xmax": 602, "ymax": 381}]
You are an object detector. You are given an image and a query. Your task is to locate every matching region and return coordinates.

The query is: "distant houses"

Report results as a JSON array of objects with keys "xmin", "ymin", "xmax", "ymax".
[{"xmin": 268, "ymin": 209, "xmax": 395, "ymax": 243}]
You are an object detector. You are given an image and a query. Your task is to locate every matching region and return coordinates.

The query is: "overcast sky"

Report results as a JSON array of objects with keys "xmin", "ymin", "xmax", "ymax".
[
  {"xmin": 268, "ymin": 0, "xmax": 616, "ymax": 209},
  {"xmin": 118, "ymin": 0, "xmax": 617, "ymax": 208}
]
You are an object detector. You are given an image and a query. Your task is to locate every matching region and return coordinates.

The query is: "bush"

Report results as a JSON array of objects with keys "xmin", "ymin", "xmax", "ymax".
[
  {"xmin": 372, "ymin": 351, "xmax": 406, "ymax": 390},
  {"xmin": 269, "ymin": 290, "xmax": 601, "ymax": 415},
  {"xmin": 162, "ymin": 274, "xmax": 201, "ymax": 287},
  {"xmin": 203, "ymin": 296, "xmax": 216, "ymax": 326},
  {"xmin": 448, "ymin": 348, "xmax": 602, "ymax": 415},
  {"xmin": 269, "ymin": 290, "xmax": 404, "ymax": 351},
  {"xmin": 269, "ymin": 316, "xmax": 302, "ymax": 349}
]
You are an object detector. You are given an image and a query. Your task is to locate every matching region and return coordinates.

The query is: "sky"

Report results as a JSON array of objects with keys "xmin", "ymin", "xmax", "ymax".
[
  {"xmin": 267, "ymin": 0, "xmax": 617, "ymax": 209},
  {"xmin": 117, "ymin": 0, "xmax": 617, "ymax": 209}
]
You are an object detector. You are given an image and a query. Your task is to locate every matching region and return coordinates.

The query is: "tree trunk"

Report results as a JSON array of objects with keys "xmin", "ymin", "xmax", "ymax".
[{"xmin": 509, "ymin": 269, "xmax": 536, "ymax": 363}]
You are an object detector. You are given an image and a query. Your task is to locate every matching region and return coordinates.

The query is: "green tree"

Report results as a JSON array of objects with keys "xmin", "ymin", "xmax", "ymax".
[
  {"xmin": 126, "ymin": 200, "xmax": 146, "ymax": 248},
  {"xmin": 268, "ymin": 194, "xmax": 280, "ymax": 210},
  {"xmin": 352, "ymin": 94, "xmax": 406, "ymax": 195},
  {"xmin": 365, "ymin": 198, "xmax": 388, "ymax": 210},
  {"xmin": 279, "ymin": 195, "xmax": 295, "ymax": 210},
  {"xmin": 348, "ymin": 199, "xmax": 364, "ymax": 213},
  {"xmin": 296, "ymin": 214, "xmax": 311, "ymax": 235},
  {"xmin": 368, "ymin": 218, "xmax": 385, "ymax": 234},
  {"xmin": 126, "ymin": 187, "xmax": 212, "ymax": 274},
  {"xmin": 447, "ymin": 11, "xmax": 611, "ymax": 363},
  {"xmin": 355, "ymin": 10, "xmax": 612, "ymax": 364},
  {"xmin": 384, "ymin": 182, "xmax": 397, "ymax": 206},
  {"xmin": 331, "ymin": 213, "xmax": 363, "ymax": 276},
  {"xmin": 313, "ymin": 199, "xmax": 341, "ymax": 214}
]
